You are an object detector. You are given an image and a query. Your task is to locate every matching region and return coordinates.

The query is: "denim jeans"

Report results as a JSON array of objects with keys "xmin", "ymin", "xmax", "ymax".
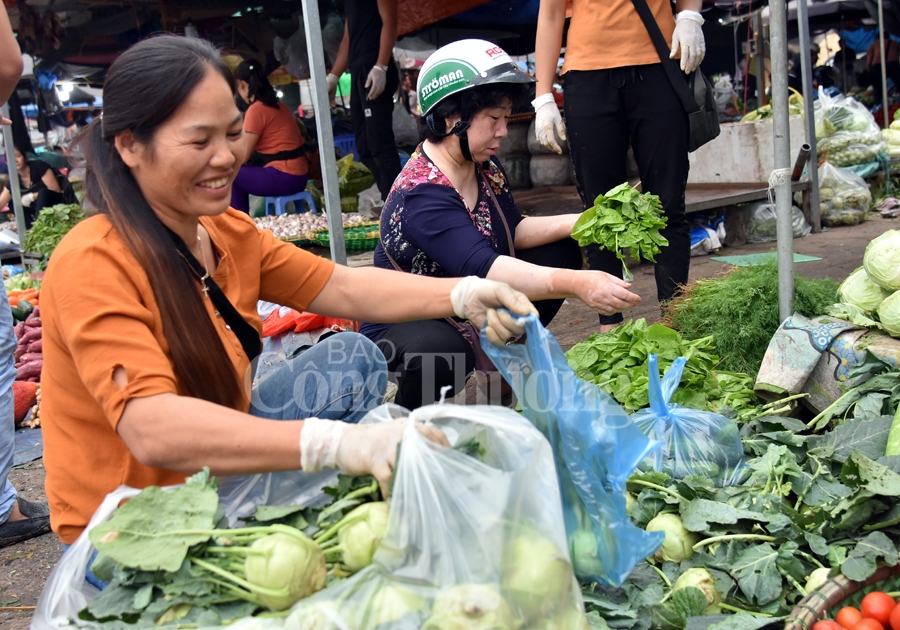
[
  {"xmin": 0, "ymin": 282, "xmax": 20, "ymax": 524},
  {"xmin": 73, "ymin": 332, "xmax": 388, "ymax": 591}
]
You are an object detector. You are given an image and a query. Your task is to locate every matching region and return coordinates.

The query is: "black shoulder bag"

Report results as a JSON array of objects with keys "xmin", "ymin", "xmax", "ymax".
[
  {"xmin": 630, "ymin": 0, "xmax": 720, "ymax": 152},
  {"xmin": 166, "ymin": 229, "xmax": 262, "ymax": 361}
]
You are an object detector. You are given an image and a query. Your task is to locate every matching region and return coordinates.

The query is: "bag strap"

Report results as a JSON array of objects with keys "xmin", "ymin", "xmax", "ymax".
[
  {"xmin": 478, "ymin": 163, "xmax": 516, "ymax": 259},
  {"xmin": 629, "ymin": 0, "xmax": 701, "ymax": 115},
  {"xmin": 166, "ymin": 227, "xmax": 262, "ymax": 361}
]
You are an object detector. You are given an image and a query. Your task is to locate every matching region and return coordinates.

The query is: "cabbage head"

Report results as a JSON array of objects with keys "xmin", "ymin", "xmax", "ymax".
[
  {"xmin": 877, "ymin": 289, "xmax": 900, "ymax": 337},
  {"xmin": 672, "ymin": 568, "xmax": 722, "ymax": 614},
  {"xmin": 337, "ymin": 501, "xmax": 389, "ymax": 572},
  {"xmin": 423, "ymin": 584, "xmax": 521, "ymax": 630},
  {"xmin": 645, "ymin": 513, "xmax": 697, "ymax": 563},
  {"xmin": 839, "ymin": 267, "xmax": 889, "ymax": 311},
  {"xmin": 244, "ymin": 532, "xmax": 327, "ymax": 611},
  {"xmin": 365, "ymin": 583, "xmax": 426, "ymax": 627},
  {"xmin": 504, "ymin": 532, "xmax": 574, "ymax": 620},
  {"xmin": 863, "ymin": 230, "xmax": 900, "ymax": 290}
]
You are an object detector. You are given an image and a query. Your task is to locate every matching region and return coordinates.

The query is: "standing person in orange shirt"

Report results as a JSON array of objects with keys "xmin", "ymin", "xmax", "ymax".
[
  {"xmin": 230, "ymin": 60, "xmax": 309, "ymax": 213},
  {"xmin": 534, "ymin": 0, "xmax": 705, "ymax": 332}
]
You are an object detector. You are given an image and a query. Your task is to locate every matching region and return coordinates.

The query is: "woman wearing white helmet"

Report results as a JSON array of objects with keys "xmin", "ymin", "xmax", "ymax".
[{"xmin": 359, "ymin": 40, "xmax": 642, "ymax": 409}]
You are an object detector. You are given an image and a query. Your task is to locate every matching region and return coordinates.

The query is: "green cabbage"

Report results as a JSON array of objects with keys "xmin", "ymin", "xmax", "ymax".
[
  {"xmin": 243, "ymin": 532, "xmax": 327, "ymax": 611},
  {"xmin": 864, "ymin": 230, "xmax": 900, "ymax": 290},
  {"xmin": 839, "ymin": 267, "xmax": 889, "ymax": 311},
  {"xmin": 645, "ymin": 513, "xmax": 697, "ymax": 563},
  {"xmin": 672, "ymin": 568, "xmax": 722, "ymax": 614},
  {"xmin": 336, "ymin": 501, "xmax": 389, "ymax": 572},
  {"xmin": 877, "ymin": 289, "xmax": 900, "ymax": 337},
  {"xmin": 423, "ymin": 584, "xmax": 521, "ymax": 630},
  {"xmin": 504, "ymin": 532, "xmax": 574, "ymax": 621}
]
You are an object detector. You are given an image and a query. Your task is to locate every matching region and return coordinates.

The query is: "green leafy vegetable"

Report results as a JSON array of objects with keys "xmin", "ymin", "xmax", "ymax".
[
  {"xmin": 21, "ymin": 203, "xmax": 84, "ymax": 266},
  {"xmin": 572, "ymin": 183, "xmax": 669, "ymax": 277}
]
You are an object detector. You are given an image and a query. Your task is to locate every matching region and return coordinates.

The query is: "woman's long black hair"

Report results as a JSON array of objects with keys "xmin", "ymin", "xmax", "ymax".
[
  {"xmin": 77, "ymin": 35, "xmax": 244, "ymax": 409},
  {"xmin": 234, "ymin": 60, "xmax": 279, "ymax": 108}
]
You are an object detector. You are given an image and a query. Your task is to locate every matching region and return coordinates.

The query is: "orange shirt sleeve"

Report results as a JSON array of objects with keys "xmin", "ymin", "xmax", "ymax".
[
  {"xmin": 242, "ymin": 101, "xmax": 269, "ymax": 137},
  {"xmin": 45, "ymin": 239, "xmax": 179, "ymax": 429}
]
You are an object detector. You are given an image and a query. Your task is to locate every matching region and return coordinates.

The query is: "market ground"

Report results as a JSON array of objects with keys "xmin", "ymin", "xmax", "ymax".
[{"xmin": 1, "ymin": 192, "xmax": 897, "ymax": 629}]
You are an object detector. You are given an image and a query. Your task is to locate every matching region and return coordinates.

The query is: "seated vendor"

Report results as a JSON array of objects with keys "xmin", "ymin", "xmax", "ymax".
[
  {"xmin": 40, "ymin": 35, "xmax": 536, "ymax": 551},
  {"xmin": 0, "ymin": 145, "xmax": 65, "ymax": 228},
  {"xmin": 359, "ymin": 40, "xmax": 641, "ymax": 409}
]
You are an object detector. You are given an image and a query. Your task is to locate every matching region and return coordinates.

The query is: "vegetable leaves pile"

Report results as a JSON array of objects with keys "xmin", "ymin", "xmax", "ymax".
[
  {"xmin": 565, "ymin": 318, "xmax": 758, "ymax": 416},
  {"xmin": 580, "ymin": 413, "xmax": 900, "ymax": 630},
  {"xmin": 22, "ymin": 203, "xmax": 84, "ymax": 266},
  {"xmin": 572, "ymin": 183, "xmax": 669, "ymax": 271}
]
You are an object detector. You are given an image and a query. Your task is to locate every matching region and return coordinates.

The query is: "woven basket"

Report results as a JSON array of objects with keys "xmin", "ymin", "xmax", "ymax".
[{"xmin": 785, "ymin": 566, "xmax": 900, "ymax": 630}]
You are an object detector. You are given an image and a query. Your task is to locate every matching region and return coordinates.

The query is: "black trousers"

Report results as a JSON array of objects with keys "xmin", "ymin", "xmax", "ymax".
[
  {"xmin": 375, "ymin": 238, "xmax": 583, "ymax": 409},
  {"xmin": 350, "ymin": 62, "xmax": 401, "ymax": 201},
  {"xmin": 564, "ymin": 64, "xmax": 691, "ymax": 325}
]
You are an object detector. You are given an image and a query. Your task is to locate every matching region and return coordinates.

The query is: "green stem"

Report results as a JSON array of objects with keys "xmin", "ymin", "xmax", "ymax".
[
  {"xmin": 719, "ymin": 603, "xmax": 772, "ymax": 617},
  {"xmin": 648, "ymin": 563, "xmax": 672, "ymax": 588},
  {"xmin": 323, "ymin": 546, "xmax": 344, "ymax": 558},
  {"xmin": 342, "ymin": 479, "xmax": 379, "ymax": 503},
  {"xmin": 693, "ymin": 534, "xmax": 777, "ymax": 552},
  {"xmin": 199, "ymin": 576, "xmax": 266, "ymax": 608},
  {"xmin": 205, "ymin": 546, "xmax": 266, "ymax": 556},
  {"xmin": 191, "ymin": 557, "xmax": 289, "ymax": 599},
  {"xmin": 863, "ymin": 513, "xmax": 900, "ymax": 531},
  {"xmin": 785, "ymin": 573, "xmax": 808, "ymax": 598},
  {"xmin": 627, "ymin": 479, "xmax": 688, "ymax": 503},
  {"xmin": 796, "ymin": 550, "xmax": 825, "ymax": 569},
  {"xmin": 794, "ymin": 456, "xmax": 823, "ymax": 512}
]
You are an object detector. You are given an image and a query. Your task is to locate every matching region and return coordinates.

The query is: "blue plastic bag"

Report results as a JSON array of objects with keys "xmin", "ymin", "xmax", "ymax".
[
  {"xmin": 481, "ymin": 314, "xmax": 664, "ymax": 587},
  {"xmin": 632, "ymin": 355, "xmax": 748, "ymax": 487}
]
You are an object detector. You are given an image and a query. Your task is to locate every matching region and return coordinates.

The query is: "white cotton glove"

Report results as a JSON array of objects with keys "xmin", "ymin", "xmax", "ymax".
[
  {"xmin": 20, "ymin": 192, "xmax": 35, "ymax": 208},
  {"xmin": 365, "ymin": 65, "xmax": 387, "ymax": 100},
  {"xmin": 326, "ymin": 73, "xmax": 340, "ymax": 101},
  {"xmin": 300, "ymin": 418, "xmax": 449, "ymax": 496},
  {"xmin": 531, "ymin": 92, "xmax": 567, "ymax": 154},
  {"xmin": 450, "ymin": 277, "xmax": 538, "ymax": 345},
  {"xmin": 670, "ymin": 10, "xmax": 706, "ymax": 74}
]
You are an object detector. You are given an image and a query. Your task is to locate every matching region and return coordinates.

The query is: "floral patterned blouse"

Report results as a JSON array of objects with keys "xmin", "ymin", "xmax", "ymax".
[{"xmin": 359, "ymin": 144, "xmax": 523, "ymax": 342}]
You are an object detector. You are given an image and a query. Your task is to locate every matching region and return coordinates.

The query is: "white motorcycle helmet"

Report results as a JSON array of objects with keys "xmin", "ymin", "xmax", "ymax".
[{"xmin": 417, "ymin": 39, "xmax": 533, "ymax": 161}]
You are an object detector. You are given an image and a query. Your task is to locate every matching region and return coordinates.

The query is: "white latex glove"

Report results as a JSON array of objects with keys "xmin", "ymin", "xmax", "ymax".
[
  {"xmin": 326, "ymin": 73, "xmax": 340, "ymax": 101},
  {"xmin": 300, "ymin": 418, "xmax": 449, "ymax": 496},
  {"xmin": 365, "ymin": 65, "xmax": 387, "ymax": 100},
  {"xmin": 20, "ymin": 192, "xmax": 34, "ymax": 208},
  {"xmin": 450, "ymin": 277, "xmax": 538, "ymax": 345},
  {"xmin": 670, "ymin": 10, "xmax": 706, "ymax": 74},
  {"xmin": 571, "ymin": 270, "xmax": 642, "ymax": 316},
  {"xmin": 531, "ymin": 93, "xmax": 567, "ymax": 154}
]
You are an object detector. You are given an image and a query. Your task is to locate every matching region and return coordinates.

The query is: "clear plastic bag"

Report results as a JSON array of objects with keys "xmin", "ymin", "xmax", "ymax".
[
  {"xmin": 293, "ymin": 404, "xmax": 588, "ymax": 629},
  {"xmin": 815, "ymin": 90, "xmax": 886, "ymax": 167},
  {"xmin": 481, "ymin": 313, "xmax": 665, "ymax": 587},
  {"xmin": 631, "ymin": 355, "xmax": 747, "ymax": 487},
  {"xmin": 34, "ymin": 403, "xmax": 588, "ymax": 629},
  {"xmin": 818, "ymin": 161, "xmax": 871, "ymax": 227},
  {"xmin": 744, "ymin": 202, "xmax": 812, "ymax": 243}
]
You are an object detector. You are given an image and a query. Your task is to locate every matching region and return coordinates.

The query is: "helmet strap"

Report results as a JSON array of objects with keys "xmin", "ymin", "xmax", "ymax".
[{"xmin": 426, "ymin": 113, "xmax": 475, "ymax": 162}]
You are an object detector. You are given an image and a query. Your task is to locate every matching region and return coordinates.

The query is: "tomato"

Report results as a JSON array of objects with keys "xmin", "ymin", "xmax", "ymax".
[
  {"xmin": 854, "ymin": 618, "xmax": 886, "ymax": 630},
  {"xmin": 813, "ymin": 621, "xmax": 844, "ymax": 630},
  {"xmin": 838, "ymin": 607, "xmax": 864, "ymax": 629},
  {"xmin": 862, "ymin": 593, "xmax": 897, "ymax": 626},
  {"xmin": 889, "ymin": 602, "xmax": 900, "ymax": 630}
]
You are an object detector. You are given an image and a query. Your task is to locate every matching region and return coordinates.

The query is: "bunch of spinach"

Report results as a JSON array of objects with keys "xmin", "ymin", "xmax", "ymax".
[
  {"xmin": 580, "ymin": 412, "xmax": 900, "ymax": 630},
  {"xmin": 571, "ymin": 183, "xmax": 669, "ymax": 278},
  {"xmin": 565, "ymin": 319, "xmax": 758, "ymax": 416},
  {"xmin": 80, "ymin": 470, "xmax": 381, "ymax": 628},
  {"xmin": 21, "ymin": 203, "xmax": 84, "ymax": 267}
]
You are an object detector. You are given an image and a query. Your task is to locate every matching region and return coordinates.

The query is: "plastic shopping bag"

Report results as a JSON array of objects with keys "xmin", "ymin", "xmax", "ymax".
[
  {"xmin": 818, "ymin": 161, "xmax": 871, "ymax": 227},
  {"xmin": 481, "ymin": 313, "xmax": 665, "ymax": 587},
  {"xmin": 815, "ymin": 89, "xmax": 887, "ymax": 167},
  {"xmin": 632, "ymin": 355, "xmax": 747, "ymax": 487},
  {"xmin": 34, "ymin": 403, "xmax": 588, "ymax": 629}
]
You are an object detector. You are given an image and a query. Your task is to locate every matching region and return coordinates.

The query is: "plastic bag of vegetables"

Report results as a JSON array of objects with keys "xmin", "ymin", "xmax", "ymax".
[
  {"xmin": 744, "ymin": 201, "xmax": 811, "ymax": 243},
  {"xmin": 337, "ymin": 154, "xmax": 375, "ymax": 213},
  {"xmin": 482, "ymin": 313, "xmax": 665, "ymax": 587},
  {"xmin": 631, "ymin": 354, "xmax": 748, "ymax": 487},
  {"xmin": 815, "ymin": 90, "xmax": 885, "ymax": 167},
  {"xmin": 817, "ymin": 161, "xmax": 871, "ymax": 227},
  {"xmin": 293, "ymin": 404, "xmax": 589, "ymax": 629}
]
